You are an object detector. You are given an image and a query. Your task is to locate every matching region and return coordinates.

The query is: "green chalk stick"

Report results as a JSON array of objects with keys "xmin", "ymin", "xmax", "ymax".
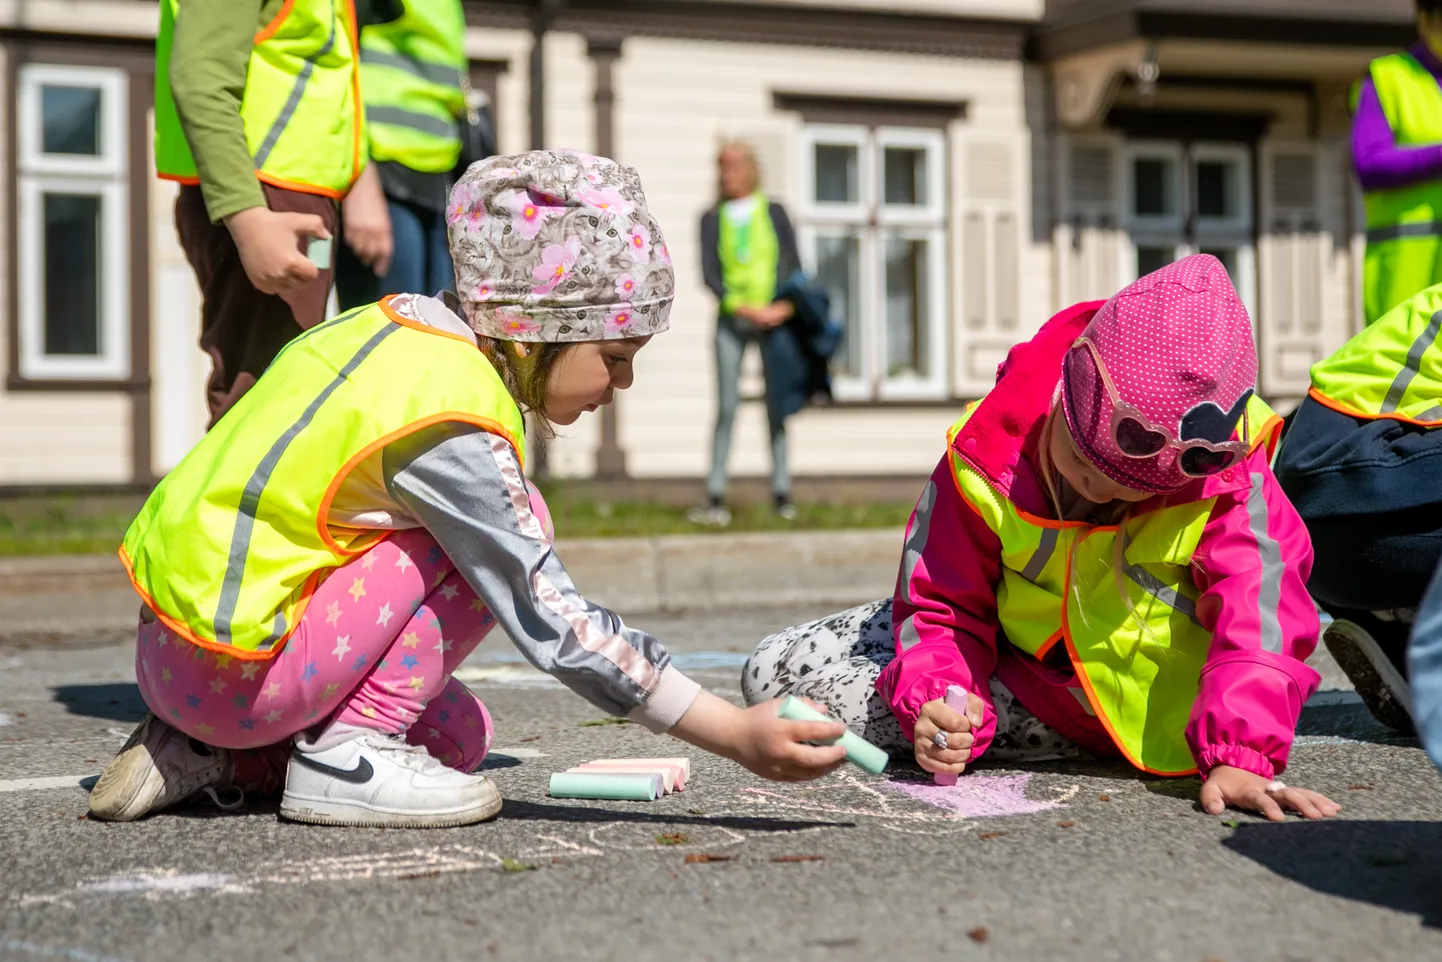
[
  {"xmin": 777, "ymin": 696, "xmax": 888, "ymax": 774},
  {"xmin": 548, "ymin": 771, "xmax": 663, "ymax": 801}
]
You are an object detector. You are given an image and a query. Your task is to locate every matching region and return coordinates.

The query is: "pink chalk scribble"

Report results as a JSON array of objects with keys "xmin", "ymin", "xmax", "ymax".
[{"xmin": 886, "ymin": 774, "xmax": 1068, "ymax": 818}]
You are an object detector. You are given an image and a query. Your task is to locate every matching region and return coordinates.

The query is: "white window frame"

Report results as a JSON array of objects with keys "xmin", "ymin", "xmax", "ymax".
[
  {"xmin": 799, "ymin": 123, "xmax": 949, "ymax": 402},
  {"xmin": 1192, "ymin": 141, "xmax": 1253, "ymax": 235},
  {"xmin": 15, "ymin": 63, "xmax": 130, "ymax": 381}
]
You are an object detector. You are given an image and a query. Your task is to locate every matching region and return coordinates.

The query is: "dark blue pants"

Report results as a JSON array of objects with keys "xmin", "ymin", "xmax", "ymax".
[{"xmin": 336, "ymin": 198, "xmax": 455, "ymax": 310}]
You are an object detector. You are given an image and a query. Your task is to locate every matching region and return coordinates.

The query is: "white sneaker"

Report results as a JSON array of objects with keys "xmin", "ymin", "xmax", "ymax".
[
  {"xmin": 279, "ymin": 731, "xmax": 502, "ymax": 828},
  {"xmin": 686, "ymin": 501, "xmax": 732, "ymax": 527},
  {"xmin": 89, "ymin": 714, "xmax": 232, "ymax": 822}
]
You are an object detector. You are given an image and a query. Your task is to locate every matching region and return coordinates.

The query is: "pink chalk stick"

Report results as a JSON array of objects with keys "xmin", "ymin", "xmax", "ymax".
[
  {"xmin": 611, "ymin": 757, "xmax": 691, "ymax": 778},
  {"xmin": 934, "ymin": 685, "xmax": 970, "ymax": 787},
  {"xmin": 574, "ymin": 761, "xmax": 687, "ymax": 793}
]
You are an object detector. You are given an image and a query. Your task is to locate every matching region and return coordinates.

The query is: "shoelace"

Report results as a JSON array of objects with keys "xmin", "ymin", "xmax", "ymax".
[
  {"xmin": 357, "ymin": 735, "xmax": 452, "ymax": 775},
  {"xmin": 200, "ymin": 785, "xmax": 246, "ymax": 811}
]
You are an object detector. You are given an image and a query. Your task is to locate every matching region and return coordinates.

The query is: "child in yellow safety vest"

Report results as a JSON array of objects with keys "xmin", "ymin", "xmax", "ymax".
[
  {"xmin": 89, "ymin": 151, "xmax": 848, "ymax": 828},
  {"xmin": 745, "ymin": 255, "xmax": 1342, "ymax": 822}
]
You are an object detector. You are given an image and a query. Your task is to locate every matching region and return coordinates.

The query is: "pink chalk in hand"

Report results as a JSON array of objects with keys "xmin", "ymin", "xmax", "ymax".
[{"xmin": 934, "ymin": 685, "xmax": 970, "ymax": 787}]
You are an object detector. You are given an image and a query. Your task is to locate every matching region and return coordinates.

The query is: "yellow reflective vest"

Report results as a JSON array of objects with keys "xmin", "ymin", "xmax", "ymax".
[
  {"xmin": 1358, "ymin": 52, "xmax": 1442, "ymax": 324},
  {"xmin": 1310, "ymin": 280, "xmax": 1442, "ymax": 426},
  {"xmin": 120, "ymin": 298, "xmax": 526, "ymax": 659},
  {"xmin": 360, "ymin": 0, "xmax": 467, "ymax": 174},
  {"xmin": 946, "ymin": 395, "xmax": 1283, "ymax": 775},
  {"xmin": 154, "ymin": 0, "xmax": 365, "ymax": 198}
]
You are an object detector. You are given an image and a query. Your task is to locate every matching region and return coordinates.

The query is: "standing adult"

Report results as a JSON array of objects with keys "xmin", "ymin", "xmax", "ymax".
[
  {"xmin": 337, "ymin": 0, "xmax": 487, "ymax": 309},
  {"xmin": 691, "ymin": 142, "xmax": 801, "ymax": 526},
  {"xmin": 1353, "ymin": 0, "xmax": 1442, "ymax": 324},
  {"xmin": 156, "ymin": 0, "xmax": 396, "ymax": 425}
]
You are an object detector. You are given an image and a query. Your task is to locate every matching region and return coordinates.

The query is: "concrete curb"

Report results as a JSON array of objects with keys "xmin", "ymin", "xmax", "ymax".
[{"xmin": 0, "ymin": 529, "xmax": 900, "ymax": 641}]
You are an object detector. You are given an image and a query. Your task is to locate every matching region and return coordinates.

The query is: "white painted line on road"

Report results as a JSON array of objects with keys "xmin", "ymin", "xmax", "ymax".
[
  {"xmin": 0, "ymin": 775, "xmax": 96, "ymax": 794},
  {"xmin": 489, "ymin": 746, "xmax": 545, "ymax": 759},
  {"xmin": 0, "ymin": 711, "xmax": 12, "ymax": 727}
]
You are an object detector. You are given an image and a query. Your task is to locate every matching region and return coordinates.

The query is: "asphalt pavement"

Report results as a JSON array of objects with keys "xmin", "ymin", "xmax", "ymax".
[{"xmin": 1, "ymin": 606, "xmax": 1441, "ymax": 962}]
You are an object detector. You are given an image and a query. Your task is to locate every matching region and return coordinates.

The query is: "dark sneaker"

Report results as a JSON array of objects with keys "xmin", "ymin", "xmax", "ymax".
[
  {"xmin": 1323, "ymin": 617, "xmax": 1414, "ymax": 735},
  {"xmin": 774, "ymin": 495, "xmax": 798, "ymax": 522},
  {"xmin": 89, "ymin": 714, "xmax": 232, "ymax": 821}
]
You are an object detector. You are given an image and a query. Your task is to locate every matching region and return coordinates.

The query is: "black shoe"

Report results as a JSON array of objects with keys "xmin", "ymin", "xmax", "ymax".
[
  {"xmin": 1323, "ymin": 614, "xmax": 1414, "ymax": 735},
  {"xmin": 774, "ymin": 495, "xmax": 798, "ymax": 521}
]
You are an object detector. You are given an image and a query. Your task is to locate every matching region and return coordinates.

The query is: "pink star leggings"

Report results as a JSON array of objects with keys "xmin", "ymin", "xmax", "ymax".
[{"xmin": 133, "ymin": 488, "xmax": 553, "ymax": 775}]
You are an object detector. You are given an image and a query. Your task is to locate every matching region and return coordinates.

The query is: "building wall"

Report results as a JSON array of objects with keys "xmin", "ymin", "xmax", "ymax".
[{"xmin": 536, "ymin": 34, "xmax": 1051, "ymax": 481}]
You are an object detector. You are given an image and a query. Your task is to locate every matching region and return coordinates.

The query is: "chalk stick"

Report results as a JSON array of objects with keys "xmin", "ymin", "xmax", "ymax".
[
  {"xmin": 548, "ymin": 772, "xmax": 664, "ymax": 801},
  {"xmin": 610, "ymin": 757, "xmax": 691, "ymax": 779},
  {"xmin": 305, "ymin": 235, "xmax": 333, "ymax": 270},
  {"xmin": 934, "ymin": 685, "xmax": 970, "ymax": 787},
  {"xmin": 574, "ymin": 761, "xmax": 685, "ymax": 792},
  {"xmin": 776, "ymin": 696, "xmax": 888, "ymax": 775}
]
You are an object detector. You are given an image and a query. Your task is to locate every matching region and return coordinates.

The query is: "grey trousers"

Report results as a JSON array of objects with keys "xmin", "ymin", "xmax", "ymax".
[{"xmin": 706, "ymin": 313, "xmax": 789, "ymax": 500}]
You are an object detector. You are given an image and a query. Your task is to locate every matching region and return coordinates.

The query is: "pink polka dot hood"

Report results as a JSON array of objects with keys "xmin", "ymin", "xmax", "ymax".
[{"xmin": 1061, "ymin": 254, "xmax": 1259, "ymax": 494}]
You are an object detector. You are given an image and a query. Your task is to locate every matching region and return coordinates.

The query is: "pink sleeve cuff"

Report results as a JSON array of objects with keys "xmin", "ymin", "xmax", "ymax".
[
  {"xmin": 1195, "ymin": 744, "xmax": 1277, "ymax": 781},
  {"xmin": 627, "ymin": 664, "xmax": 702, "ymax": 733}
]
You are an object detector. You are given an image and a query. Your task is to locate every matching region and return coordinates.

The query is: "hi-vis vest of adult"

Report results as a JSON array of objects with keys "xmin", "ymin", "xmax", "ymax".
[
  {"xmin": 947, "ymin": 395, "xmax": 1282, "ymax": 775},
  {"xmin": 1310, "ymin": 280, "xmax": 1442, "ymax": 426},
  {"xmin": 153, "ymin": 0, "xmax": 364, "ymax": 198},
  {"xmin": 1357, "ymin": 52, "xmax": 1442, "ymax": 324},
  {"xmin": 360, "ymin": 0, "xmax": 466, "ymax": 173},
  {"xmin": 119, "ymin": 298, "xmax": 526, "ymax": 659}
]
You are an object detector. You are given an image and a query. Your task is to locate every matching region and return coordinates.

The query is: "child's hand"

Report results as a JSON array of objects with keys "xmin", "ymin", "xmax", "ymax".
[
  {"xmin": 669, "ymin": 691, "xmax": 847, "ymax": 783},
  {"xmin": 225, "ymin": 206, "xmax": 327, "ymax": 295},
  {"xmin": 730, "ymin": 700, "xmax": 849, "ymax": 781},
  {"xmin": 1200, "ymin": 765, "xmax": 1342, "ymax": 822},
  {"xmin": 912, "ymin": 692, "xmax": 985, "ymax": 775}
]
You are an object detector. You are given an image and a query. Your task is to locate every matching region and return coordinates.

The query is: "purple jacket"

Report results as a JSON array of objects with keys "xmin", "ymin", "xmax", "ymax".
[
  {"xmin": 1354, "ymin": 43, "xmax": 1442, "ymax": 192},
  {"xmin": 876, "ymin": 301, "xmax": 1323, "ymax": 780}
]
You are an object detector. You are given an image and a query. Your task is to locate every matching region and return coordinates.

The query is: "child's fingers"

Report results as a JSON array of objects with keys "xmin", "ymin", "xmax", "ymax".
[
  {"xmin": 966, "ymin": 692, "xmax": 986, "ymax": 729},
  {"xmin": 782, "ymin": 719, "xmax": 847, "ymax": 744},
  {"xmin": 785, "ymin": 740, "xmax": 847, "ymax": 770},
  {"xmin": 1282, "ymin": 789, "xmax": 1325, "ymax": 820},
  {"xmin": 1250, "ymin": 790, "xmax": 1286, "ymax": 822},
  {"xmin": 1199, "ymin": 780, "xmax": 1226, "ymax": 815}
]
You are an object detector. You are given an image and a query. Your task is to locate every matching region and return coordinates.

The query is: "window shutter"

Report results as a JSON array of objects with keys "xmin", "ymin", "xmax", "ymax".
[
  {"xmin": 953, "ymin": 133, "xmax": 1026, "ymax": 397},
  {"xmin": 1056, "ymin": 135, "xmax": 1124, "ymax": 307},
  {"xmin": 1258, "ymin": 141, "xmax": 1348, "ymax": 400}
]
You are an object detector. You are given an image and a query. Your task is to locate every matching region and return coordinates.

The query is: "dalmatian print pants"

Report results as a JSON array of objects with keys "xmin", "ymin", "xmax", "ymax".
[{"xmin": 741, "ymin": 599, "xmax": 1085, "ymax": 762}]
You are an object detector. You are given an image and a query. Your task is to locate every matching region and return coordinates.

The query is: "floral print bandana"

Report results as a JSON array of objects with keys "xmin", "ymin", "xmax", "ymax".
[{"xmin": 446, "ymin": 150, "xmax": 674, "ymax": 342}]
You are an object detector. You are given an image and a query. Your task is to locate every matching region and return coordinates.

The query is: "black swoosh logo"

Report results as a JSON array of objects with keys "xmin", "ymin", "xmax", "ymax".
[{"xmin": 291, "ymin": 750, "xmax": 374, "ymax": 784}]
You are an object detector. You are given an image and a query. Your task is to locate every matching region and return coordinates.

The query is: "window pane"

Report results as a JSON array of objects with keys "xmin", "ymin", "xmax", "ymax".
[
  {"xmin": 1136, "ymin": 245, "xmax": 1176, "ymax": 278},
  {"xmin": 43, "ymin": 192, "xmax": 102, "ymax": 356},
  {"xmin": 1199, "ymin": 246, "xmax": 1238, "ymax": 282},
  {"xmin": 815, "ymin": 233, "xmax": 863, "ymax": 378},
  {"xmin": 42, "ymin": 85, "xmax": 102, "ymax": 156},
  {"xmin": 814, "ymin": 144, "xmax": 858, "ymax": 204},
  {"xmin": 883, "ymin": 147, "xmax": 927, "ymax": 206},
  {"xmin": 1196, "ymin": 160, "xmax": 1236, "ymax": 220},
  {"xmin": 1132, "ymin": 157, "xmax": 1175, "ymax": 217},
  {"xmin": 884, "ymin": 235, "xmax": 931, "ymax": 378}
]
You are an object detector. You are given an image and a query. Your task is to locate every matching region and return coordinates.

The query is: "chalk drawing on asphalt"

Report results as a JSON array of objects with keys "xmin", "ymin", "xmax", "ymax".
[{"xmin": 720, "ymin": 772, "xmax": 1077, "ymax": 835}]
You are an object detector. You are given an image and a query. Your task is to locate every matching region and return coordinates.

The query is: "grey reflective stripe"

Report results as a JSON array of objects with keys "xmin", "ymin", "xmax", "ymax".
[
  {"xmin": 898, "ymin": 481, "xmax": 936, "ymax": 592},
  {"xmin": 1247, "ymin": 471, "xmax": 1286, "ymax": 654},
  {"xmin": 254, "ymin": 0, "xmax": 339, "ymax": 169},
  {"xmin": 1381, "ymin": 309, "xmax": 1442, "ymax": 413},
  {"xmin": 366, "ymin": 105, "xmax": 459, "ymax": 139},
  {"xmin": 898, "ymin": 614, "xmax": 923, "ymax": 651},
  {"xmin": 1122, "ymin": 561, "xmax": 1203, "ymax": 629},
  {"xmin": 1366, "ymin": 221, "xmax": 1442, "ymax": 243},
  {"xmin": 272, "ymin": 304, "xmax": 370, "ymax": 363},
  {"xmin": 212, "ymin": 323, "xmax": 400, "ymax": 645},
  {"xmin": 1416, "ymin": 404, "xmax": 1442, "ymax": 422},
  {"xmin": 1020, "ymin": 527, "xmax": 1059, "ymax": 584},
  {"xmin": 360, "ymin": 48, "xmax": 462, "ymax": 87}
]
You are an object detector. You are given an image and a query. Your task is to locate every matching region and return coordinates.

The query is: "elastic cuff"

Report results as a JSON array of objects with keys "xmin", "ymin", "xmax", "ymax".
[
  {"xmin": 1196, "ymin": 744, "xmax": 1276, "ymax": 781},
  {"xmin": 627, "ymin": 665, "xmax": 702, "ymax": 734}
]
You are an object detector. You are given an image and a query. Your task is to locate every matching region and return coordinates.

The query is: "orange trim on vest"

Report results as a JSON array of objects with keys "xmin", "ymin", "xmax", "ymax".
[
  {"xmin": 1307, "ymin": 385, "xmax": 1442, "ymax": 427},
  {"xmin": 1033, "ymin": 629, "xmax": 1064, "ymax": 661},
  {"xmin": 377, "ymin": 295, "xmax": 480, "ymax": 346},
  {"xmin": 156, "ymin": 169, "xmax": 351, "ymax": 199},
  {"xmin": 118, "ymin": 545, "xmax": 322, "ymax": 662},
  {"xmin": 1057, "ymin": 538, "xmax": 1199, "ymax": 778},
  {"xmin": 254, "ymin": 0, "xmax": 298, "ymax": 44},
  {"xmin": 157, "ymin": 171, "xmax": 201, "ymax": 186}
]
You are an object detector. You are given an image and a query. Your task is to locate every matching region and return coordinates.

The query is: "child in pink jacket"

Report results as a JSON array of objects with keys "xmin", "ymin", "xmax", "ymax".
[{"xmin": 745, "ymin": 255, "xmax": 1341, "ymax": 821}]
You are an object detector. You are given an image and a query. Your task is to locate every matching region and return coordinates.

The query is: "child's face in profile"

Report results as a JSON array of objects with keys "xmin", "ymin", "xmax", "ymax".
[
  {"xmin": 544, "ymin": 336, "xmax": 652, "ymax": 425},
  {"xmin": 1048, "ymin": 411, "xmax": 1153, "ymax": 505}
]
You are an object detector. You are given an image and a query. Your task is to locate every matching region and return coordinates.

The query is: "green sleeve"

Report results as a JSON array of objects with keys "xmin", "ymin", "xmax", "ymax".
[{"xmin": 169, "ymin": 0, "xmax": 276, "ymax": 223}]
